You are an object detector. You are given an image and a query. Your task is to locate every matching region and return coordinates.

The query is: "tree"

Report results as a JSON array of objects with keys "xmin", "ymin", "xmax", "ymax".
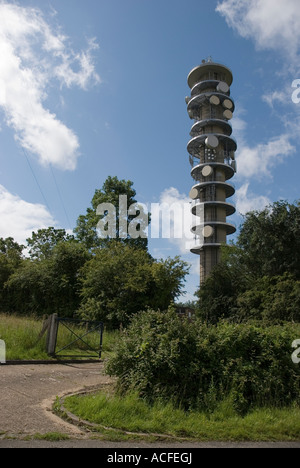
[
  {"xmin": 0, "ymin": 237, "xmax": 24, "ymax": 259},
  {"xmin": 196, "ymin": 201, "xmax": 300, "ymax": 324},
  {"xmin": 26, "ymin": 227, "xmax": 75, "ymax": 260},
  {"xmin": 237, "ymin": 273, "xmax": 300, "ymax": 323},
  {"xmin": 74, "ymin": 176, "xmax": 150, "ymax": 251},
  {"xmin": 196, "ymin": 245, "xmax": 251, "ymax": 323},
  {"xmin": 238, "ymin": 200, "xmax": 300, "ymax": 279},
  {"xmin": 0, "ymin": 238, "xmax": 24, "ymax": 309},
  {"xmin": 77, "ymin": 242, "xmax": 189, "ymax": 327},
  {"xmin": 6, "ymin": 240, "xmax": 89, "ymax": 316}
]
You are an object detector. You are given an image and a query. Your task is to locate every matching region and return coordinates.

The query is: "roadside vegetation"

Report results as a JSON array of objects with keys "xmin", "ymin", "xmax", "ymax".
[
  {"xmin": 0, "ymin": 313, "xmax": 119, "ymax": 361},
  {"xmin": 1, "ymin": 176, "xmax": 300, "ymax": 440},
  {"xmin": 63, "ymin": 390, "xmax": 300, "ymax": 441}
]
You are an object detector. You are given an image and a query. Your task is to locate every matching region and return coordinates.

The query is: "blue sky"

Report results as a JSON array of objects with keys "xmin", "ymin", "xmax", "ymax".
[{"xmin": 0, "ymin": 0, "xmax": 300, "ymax": 302}]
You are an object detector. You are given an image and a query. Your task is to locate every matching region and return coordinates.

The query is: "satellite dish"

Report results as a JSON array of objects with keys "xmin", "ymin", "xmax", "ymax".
[
  {"xmin": 205, "ymin": 135, "xmax": 219, "ymax": 149},
  {"xmin": 217, "ymin": 81, "xmax": 229, "ymax": 94},
  {"xmin": 188, "ymin": 109, "xmax": 194, "ymax": 119},
  {"xmin": 185, "ymin": 96, "xmax": 191, "ymax": 104},
  {"xmin": 202, "ymin": 225, "xmax": 214, "ymax": 238},
  {"xmin": 210, "ymin": 95, "xmax": 220, "ymax": 106},
  {"xmin": 223, "ymin": 109, "xmax": 233, "ymax": 120},
  {"xmin": 189, "ymin": 187, "xmax": 199, "ymax": 200},
  {"xmin": 223, "ymin": 99, "xmax": 233, "ymax": 110},
  {"xmin": 202, "ymin": 165, "xmax": 213, "ymax": 177}
]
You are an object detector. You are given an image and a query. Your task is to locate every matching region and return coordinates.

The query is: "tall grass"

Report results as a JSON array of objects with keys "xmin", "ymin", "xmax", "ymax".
[
  {"xmin": 0, "ymin": 313, "xmax": 119, "ymax": 361},
  {"xmin": 0, "ymin": 314, "xmax": 49, "ymax": 360},
  {"xmin": 64, "ymin": 390, "xmax": 300, "ymax": 441}
]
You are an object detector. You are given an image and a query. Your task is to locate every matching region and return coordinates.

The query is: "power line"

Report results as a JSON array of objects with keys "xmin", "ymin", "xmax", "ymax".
[
  {"xmin": 22, "ymin": 147, "xmax": 52, "ymax": 215},
  {"xmin": 50, "ymin": 164, "xmax": 72, "ymax": 231}
]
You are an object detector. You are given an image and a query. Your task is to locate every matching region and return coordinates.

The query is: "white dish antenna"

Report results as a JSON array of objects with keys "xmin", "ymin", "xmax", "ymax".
[
  {"xmin": 189, "ymin": 187, "xmax": 199, "ymax": 200},
  {"xmin": 210, "ymin": 95, "xmax": 220, "ymax": 106},
  {"xmin": 205, "ymin": 135, "xmax": 219, "ymax": 149},
  {"xmin": 202, "ymin": 165, "xmax": 213, "ymax": 177},
  {"xmin": 223, "ymin": 109, "xmax": 233, "ymax": 120},
  {"xmin": 223, "ymin": 99, "xmax": 233, "ymax": 110},
  {"xmin": 217, "ymin": 81, "xmax": 229, "ymax": 94},
  {"xmin": 203, "ymin": 225, "xmax": 214, "ymax": 238}
]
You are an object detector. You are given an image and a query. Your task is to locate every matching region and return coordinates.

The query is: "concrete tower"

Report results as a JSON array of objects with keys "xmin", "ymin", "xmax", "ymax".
[{"xmin": 186, "ymin": 59, "xmax": 237, "ymax": 284}]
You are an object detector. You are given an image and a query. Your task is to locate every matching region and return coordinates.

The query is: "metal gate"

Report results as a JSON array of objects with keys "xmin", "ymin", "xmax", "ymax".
[{"xmin": 46, "ymin": 314, "xmax": 104, "ymax": 360}]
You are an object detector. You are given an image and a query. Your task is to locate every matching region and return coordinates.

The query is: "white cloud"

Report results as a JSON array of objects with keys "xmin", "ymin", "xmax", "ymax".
[
  {"xmin": 0, "ymin": 3, "xmax": 100, "ymax": 171},
  {"xmin": 151, "ymin": 187, "xmax": 193, "ymax": 254},
  {"xmin": 0, "ymin": 185, "xmax": 56, "ymax": 245},
  {"xmin": 216, "ymin": 0, "xmax": 300, "ymax": 62},
  {"xmin": 231, "ymin": 107, "xmax": 296, "ymax": 180},
  {"xmin": 235, "ymin": 183, "xmax": 270, "ymax": 215},
  {"xmin": 236, "ymin": 133, "xmax": 295, "ymax": 180},
  {"xmin": 262, "ymin": 90, "xmax": 288, "ymax": 109},
  {"xmin": 232, "ymin": 112, "xmax": 295, "ymax": 214}
]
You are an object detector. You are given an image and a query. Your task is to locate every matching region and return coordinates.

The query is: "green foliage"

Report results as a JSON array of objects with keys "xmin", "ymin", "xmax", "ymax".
[
  {"xmin": 5, "ymin": 241, "xmax": 89, "ymax": 316},
  {"xmin": 78, "ymin": 242, "xmax": 189, "ymax": 327},
  {"xmin": 0, "ymin": 313, "xmax": 119, "ymax": 360},
  {"xmin": 26, "ymin": 227, "xmax": 75, "ymax": 260},
  {"xmin": 0, "ymin": 176, "xmax": 188, "ymax": 321},
  {"xmin": 237, "ymin": 274, "xmax": 300, "ymax": 323},
  {"xmin": 107, "ymin": 309, "xmax": 300, "ymax": 414},
  {"xmin": 0, "ymin": 237, "xmax": 24, "ymax": 308},
  {"xmin": 238, "ymin": 200, "xmax": 300, "ymax": 279},
  {"xmin": 196, "ymin": 201, "xmax": 300, "ymax": 324},
  {"xmin": 74, "ymin": 176, "xmax": 150, "ymax": 251}
]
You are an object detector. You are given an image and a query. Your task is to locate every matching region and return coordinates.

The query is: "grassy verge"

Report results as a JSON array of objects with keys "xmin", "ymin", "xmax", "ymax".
[
  {"xmin": 0, "ymin": 314, "xmax": 49, "ymax": 360},
  {"xmin": 63, "ymin": 390, "xmax": 300, "ymax": 442},
  {"xmin": 0, "ymin": 313, "xmax": 119, "ymax": 361}
]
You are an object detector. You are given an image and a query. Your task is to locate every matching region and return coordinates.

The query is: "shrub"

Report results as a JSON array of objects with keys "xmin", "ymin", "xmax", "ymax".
[{"xmin": 107, "ymin": 310, "xmax": 300, "ymax": 414}]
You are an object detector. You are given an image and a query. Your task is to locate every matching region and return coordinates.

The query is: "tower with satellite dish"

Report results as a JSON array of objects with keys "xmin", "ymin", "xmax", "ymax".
[{"xmin": 186, "ymin": 59, "xmax": 237, "ymax": 284}]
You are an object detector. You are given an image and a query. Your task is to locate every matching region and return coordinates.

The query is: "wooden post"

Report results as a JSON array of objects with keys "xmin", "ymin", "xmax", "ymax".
[{"xmin": 46, "ymin": 314, "xmax": 58, "ymax": 356}]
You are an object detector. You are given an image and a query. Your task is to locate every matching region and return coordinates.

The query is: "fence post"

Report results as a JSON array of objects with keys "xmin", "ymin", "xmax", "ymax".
[{"xmin": 46, "ymin": 313, "xmax": 58, "ymax": 357}]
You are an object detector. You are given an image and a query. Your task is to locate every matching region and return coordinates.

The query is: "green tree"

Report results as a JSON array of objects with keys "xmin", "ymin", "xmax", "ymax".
[
  {"xmin": 0, "ymin": 237, "xmax": 24, "ymax": 260},
  {"xmin": 237, "ymin": 273, "xmax": 300, "ymax": 323},
  {"xmin": 74, "ymin": 176, "xmax": 150, "ymax": 251},
  {"xmin": 196, "ymin": 245, "xmax": 250, "ymax": 323},
  {"xmin": 196, "ymin": 201, "xmax": 300, "ymax": 324},
  {"xmin": 6, "ymin": 241, "xmax": 89, "ymax": 316},
  {"xmin": 77, "ymin": 242, "xmax": 189, "ymax": 327},
  {"xmin": 238, "ymin": 200, "xmax": 300, "ymax": 279},
  {"xmin": 0, "ymin": 237, "xmax": 24, "ymax": 309},
  {"xmin": 26, "ymin": 227, "xmax": 75, "ymax": 260}
]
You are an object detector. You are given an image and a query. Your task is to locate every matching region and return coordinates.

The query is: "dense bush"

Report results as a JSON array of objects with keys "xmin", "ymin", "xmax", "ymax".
[
  {"xmin": 107, "ymin": 309, "xmax": 300, "ymax": 414},
  {"xmin": 5, "ymin": 241, "xmax": 89, "ymax": 317},
  {"xmin": 77, "ymin": 242, "xmax": 189, "ymax": 327}
]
